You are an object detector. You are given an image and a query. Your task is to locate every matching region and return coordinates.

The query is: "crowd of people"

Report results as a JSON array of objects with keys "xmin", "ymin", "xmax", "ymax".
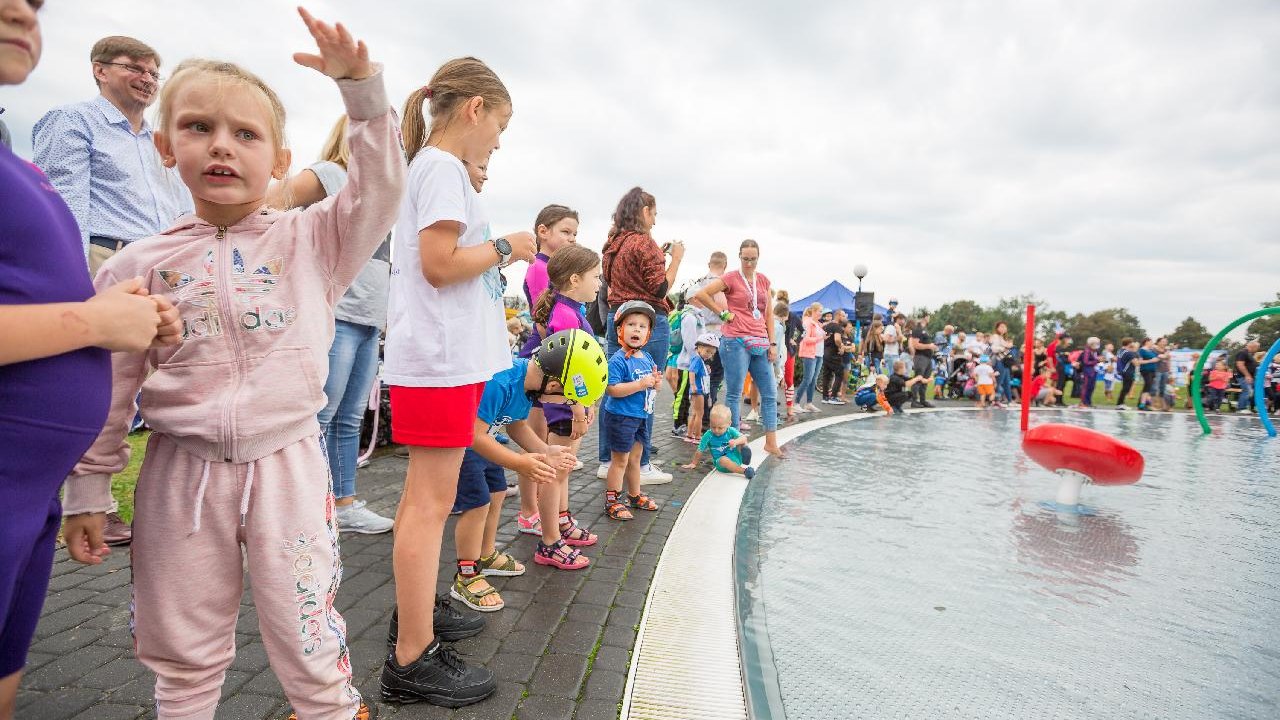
[{"xmin": 2, "ymin": 4, "xmax": 1278, "ymax": 719}]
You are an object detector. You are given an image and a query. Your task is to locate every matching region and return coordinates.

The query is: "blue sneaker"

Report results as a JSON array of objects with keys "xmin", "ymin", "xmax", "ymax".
[{"xmin": 744, "ymin": 467, "xmax": 756, "ymax": 480}]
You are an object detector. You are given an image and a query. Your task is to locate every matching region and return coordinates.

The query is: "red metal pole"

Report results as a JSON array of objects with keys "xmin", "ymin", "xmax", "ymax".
[{"xmin": 1021, "ymin": 304, "xmax": 1035, "ymax": 433}]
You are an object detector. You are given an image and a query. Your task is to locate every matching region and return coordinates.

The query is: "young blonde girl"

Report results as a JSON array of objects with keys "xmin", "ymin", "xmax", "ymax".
[
  {"xmin": 524, "ymin": 245, "xmax": 603, "ymax": 568},
  {"xmin": 61, "ymin": 10, "xmax": 400, "ymax": 719},
  {"xmin": 381, "ymin": 57, "xmax": 536, "ymax": 707}
]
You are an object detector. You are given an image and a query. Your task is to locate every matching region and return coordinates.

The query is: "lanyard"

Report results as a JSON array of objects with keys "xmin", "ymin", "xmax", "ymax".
[{"xmin": 742, "ymin": 271, "xmax": 759, "ymax": 317}]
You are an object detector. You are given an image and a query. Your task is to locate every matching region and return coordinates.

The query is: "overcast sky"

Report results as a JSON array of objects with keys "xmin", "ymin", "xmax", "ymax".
[{"xmin": 3, "ymin": 0, "xmax": 1277, "ymax": 336}]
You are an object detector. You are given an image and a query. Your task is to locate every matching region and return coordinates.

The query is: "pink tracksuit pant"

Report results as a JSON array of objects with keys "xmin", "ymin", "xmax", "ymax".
[{"xmin": 130, "ymin": 433, "xmax": 359, "ymax": 719}]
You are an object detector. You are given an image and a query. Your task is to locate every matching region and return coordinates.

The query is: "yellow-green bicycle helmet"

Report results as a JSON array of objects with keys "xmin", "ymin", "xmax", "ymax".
[{"xmin": 535, "ymin": 329, "xmax": 609, "ymax": 406}]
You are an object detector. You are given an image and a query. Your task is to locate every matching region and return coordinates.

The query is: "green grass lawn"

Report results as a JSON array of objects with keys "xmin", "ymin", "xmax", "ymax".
[{"xmin": 110, "ymin": 431, "xmax": 149, "ymax": 523}]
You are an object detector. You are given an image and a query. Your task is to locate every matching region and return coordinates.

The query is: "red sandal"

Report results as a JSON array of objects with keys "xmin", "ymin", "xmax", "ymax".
[
  {"xmin": 534, "ymin": 539, "xmax": 590, "ymax": 570},
  {"xmin": 627, "ymin": 493, "xmax": 659, "ymax": 512},
  {"xmin": 605, "ymin": 491, "xmax": 633, "ymax": 521}
]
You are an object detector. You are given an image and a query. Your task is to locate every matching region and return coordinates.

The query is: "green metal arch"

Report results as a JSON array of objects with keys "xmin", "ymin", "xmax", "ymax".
[{"xmin": 1191, "ymin": 307, "xmax": 1280, "ymax": 435}]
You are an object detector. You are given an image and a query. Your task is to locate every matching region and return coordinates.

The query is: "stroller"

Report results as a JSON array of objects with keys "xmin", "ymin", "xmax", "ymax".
[{"xmin": 943, "ymin": 356, "xmax": 971, "ymax": 400}]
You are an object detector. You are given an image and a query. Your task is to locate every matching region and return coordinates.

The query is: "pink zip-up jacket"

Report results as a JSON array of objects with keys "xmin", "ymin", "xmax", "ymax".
[{"xmin": 63, "ymin": 70, "xmax": 405, "ymax": 515}]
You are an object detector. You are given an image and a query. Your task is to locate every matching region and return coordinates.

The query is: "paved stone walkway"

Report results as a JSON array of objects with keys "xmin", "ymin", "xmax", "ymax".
[{"xmin": 18, "ymin": 388, "xmax": 863, "ymax": 720}]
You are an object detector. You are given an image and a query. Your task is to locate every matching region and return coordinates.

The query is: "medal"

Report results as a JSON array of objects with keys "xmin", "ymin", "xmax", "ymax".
[{"xmin": 753, "ymin": 309, "xmax": 762, "ymax": 319}]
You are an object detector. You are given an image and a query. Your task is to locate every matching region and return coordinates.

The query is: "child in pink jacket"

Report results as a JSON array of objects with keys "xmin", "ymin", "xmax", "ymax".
[{"xmin": 59, "ymin": 11, "xmax": 404, "ymax": 720}]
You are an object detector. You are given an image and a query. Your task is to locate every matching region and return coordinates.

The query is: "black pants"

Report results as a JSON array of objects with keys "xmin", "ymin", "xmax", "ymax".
[
  {"xmin": 1140, "ymin": 372, "xmax": 1155, "ymax": 400},
  {"xmin": 1055, "ymin": 372, "xmax": 1070, "ymax": 405},
  {"xmin": 820, "ymin": 358, "xmax": 844, "ymax": 399},
  {"xmin": 673, "ymin": 370, "xmax": 692, "ymax": 428},
  {"xmin": 912, "ymin": 354, "xmax": 933, "ymax": 404},
  {"xmin": 1116, "ymin": 373, "xmax": 1135, "ymax": 405},
  {"xmin": 708, "ymin": 351, "xmax": 724, "ymax": 406}
]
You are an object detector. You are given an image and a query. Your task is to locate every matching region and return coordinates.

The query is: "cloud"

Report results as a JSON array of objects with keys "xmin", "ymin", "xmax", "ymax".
[{"xmin": 2, "ymin": 0, "xmax": 1276, "ymax": 337}]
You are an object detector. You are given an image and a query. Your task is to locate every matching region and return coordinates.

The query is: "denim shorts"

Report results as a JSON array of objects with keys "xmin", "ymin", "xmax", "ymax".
[
  {"xmin": 453, "ymin": 447, "xmax": 508, "ymax": 513},
  {"xmin": 603, "ymin": 409, "xmax": 649, "ymax": 454}
]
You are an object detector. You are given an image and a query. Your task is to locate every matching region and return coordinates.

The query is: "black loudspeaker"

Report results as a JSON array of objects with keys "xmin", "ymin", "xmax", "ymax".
[{"xmin": 854, "ymin": 291, "xmax": 875, "ymax": 323}]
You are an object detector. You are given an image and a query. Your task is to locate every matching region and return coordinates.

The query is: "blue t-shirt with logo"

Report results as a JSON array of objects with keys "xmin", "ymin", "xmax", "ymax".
[
  {"xmin": 477, "ymin": 358, "xmax": 534, "ymax": 434},
  {"xmin": 604, "ymin": 349, "xmax": 657, "ymax": 419},
  {"xmin": 689, "ymin": 355, "xmax": 710, "ymax": 396},
  {"xmin": 699, "ymin": 427, "xmax": 744, "ymax": 470}
]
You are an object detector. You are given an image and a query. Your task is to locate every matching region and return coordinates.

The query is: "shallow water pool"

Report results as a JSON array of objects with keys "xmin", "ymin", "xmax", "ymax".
[{"xmin": 737, "ymin": 409, "xmax": 1280, "ymax": 719}]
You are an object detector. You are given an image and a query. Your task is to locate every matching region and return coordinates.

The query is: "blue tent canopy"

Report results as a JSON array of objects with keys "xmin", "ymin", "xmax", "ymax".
[{"xmin": 790, "ymin": 280, "xmax": 887, "ymax": 320}]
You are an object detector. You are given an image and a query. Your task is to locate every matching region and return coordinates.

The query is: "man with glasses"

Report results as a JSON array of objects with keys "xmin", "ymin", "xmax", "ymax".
[
  {"xmin": 33, "ymin": 35, "xmax": 190, "ymax": 276},
  {"xmin": 31, "ymin": 37, "xmax": 190, "ymax": 547}
]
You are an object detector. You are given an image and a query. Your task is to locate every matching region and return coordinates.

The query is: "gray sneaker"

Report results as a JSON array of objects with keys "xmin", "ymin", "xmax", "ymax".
[{"xmin": 336, "ymin": 500, "xmax": 394, "ymax": 534}]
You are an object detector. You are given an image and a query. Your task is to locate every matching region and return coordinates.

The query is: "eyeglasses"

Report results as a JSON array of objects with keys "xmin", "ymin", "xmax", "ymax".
[{"xmin": 98, "ymin": 62, "xmax": 162, "ymax": 82}]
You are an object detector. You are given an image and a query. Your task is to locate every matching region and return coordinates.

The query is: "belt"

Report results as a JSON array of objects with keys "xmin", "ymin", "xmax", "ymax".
[{"xmin": 89, "ymin": 236, "xmax": 129, "ymax": 251}]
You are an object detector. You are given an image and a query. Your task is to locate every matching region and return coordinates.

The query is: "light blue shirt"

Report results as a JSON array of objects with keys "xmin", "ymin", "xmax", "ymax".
[{"xmin": 32, "ymin": 95, "xmax": 192, "ymax": 254}]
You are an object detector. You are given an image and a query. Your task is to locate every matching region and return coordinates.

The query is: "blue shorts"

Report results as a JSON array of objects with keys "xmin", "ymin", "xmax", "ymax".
[
  {"xmin": 603, "ymin": 409, "xmax": 649, "ymax": 454},
  {"xmin": 453, "ymin": 447, "xmax": 508, "ymax": 513}
]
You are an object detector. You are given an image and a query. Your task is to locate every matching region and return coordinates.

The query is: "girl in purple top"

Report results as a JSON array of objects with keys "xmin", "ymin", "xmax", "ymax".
[
  {"xmin": 693, "ymin": 239, "xmax": 786, "ymax": 459},
  {"xmin": 521, "ymin": 204, "xmax": 579, "ymax": 312},
  {"xmin": 0, "ymin": 3, "xmax": 180, "ymax": 709},
  {"xmin": 516, "ymin": 245, "xmax": 603, "ymax": 564}
]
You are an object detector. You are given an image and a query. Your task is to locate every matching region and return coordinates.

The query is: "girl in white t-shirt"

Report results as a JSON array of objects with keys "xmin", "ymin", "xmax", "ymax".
[{"xmin": 381, "ymin": 58, "xmax": 537, "ymax": 706}]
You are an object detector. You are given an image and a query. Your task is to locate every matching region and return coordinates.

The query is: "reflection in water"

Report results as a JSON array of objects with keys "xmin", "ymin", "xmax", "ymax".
[
  {"xmin": 1010, "ymin": 497, "xmax": 1140, "ymax": 606},
  {"xmin": 741, "ymin": 410, "xmax": 1280, "ymax": 720}
]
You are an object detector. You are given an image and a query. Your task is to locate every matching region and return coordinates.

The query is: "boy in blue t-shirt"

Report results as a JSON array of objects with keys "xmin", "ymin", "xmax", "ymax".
[
  {"xmin": 683, "ymin": 333, "xmax": 720, "ymax": 444},
  {"xmin": 450, "ymin": 330, "xmax": 608, "ymax": 612},
  {"xmin": 682, "ymin": 404, "xmax": 754, "ymax": 478},
  {"xmin": 602, "ymin": 302, "xmax": 663, "ymax": 521}
]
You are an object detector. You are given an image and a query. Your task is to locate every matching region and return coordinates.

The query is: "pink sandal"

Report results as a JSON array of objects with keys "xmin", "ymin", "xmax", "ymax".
[
  {"xmin": 534, "ymin": 539, "xmax": 590, "ymax": 570},
  {"xmin": 558, "ymin": 514, "xmax": 598, "ymax": 547},
  {"xmin": 516, "ymin": 512, "xmax": 541, "ymax": 536}
]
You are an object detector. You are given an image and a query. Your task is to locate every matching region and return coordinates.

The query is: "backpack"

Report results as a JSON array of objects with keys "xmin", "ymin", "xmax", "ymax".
[{"xmin": 668, "ymin": 308, "xmax": 686, "ymax": 354}]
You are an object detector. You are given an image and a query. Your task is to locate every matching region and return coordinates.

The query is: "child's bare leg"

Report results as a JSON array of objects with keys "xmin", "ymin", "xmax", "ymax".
[
  {"xmin": 687, "ymin": 397, "xmax": 704, "ymax": 439},
  {"xmin": 394, "ymin": 446, "xmax": 463, "ymax": 664},
  {"xmin": 717, "ymin": 456, "xmax": 745, "ymax": 473},
  {"xmin": 518, "ymin": 474, "xmax": 538, "ymax": 520},
  {"xmin": 452, "ymin": 504, "xmax": 501, "ymax": 607},
  {"xmin": 625, "ymin": 443, "xmax": 644, "ymax": 497},
  {"xmin": 481, "ymin": 491, "xmax": 506, "ymax": 559},
  {"xmin": 606, "ymin": 450, "xmax": 633, "ymax": 520},
  {"xmin": 0, "ymin": 671, "xmax": 18, "ymax": 720}
]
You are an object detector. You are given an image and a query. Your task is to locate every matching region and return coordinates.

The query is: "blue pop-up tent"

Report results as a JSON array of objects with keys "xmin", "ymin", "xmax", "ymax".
[{"xmin": 791, "ymin": 280, "xmax": 887, "ymax": 320}]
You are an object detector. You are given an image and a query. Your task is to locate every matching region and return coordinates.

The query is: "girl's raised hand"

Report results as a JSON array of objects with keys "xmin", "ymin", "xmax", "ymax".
[{"xmin": 293, "ymin": 6, "xmax": 373, "ymax": 80}]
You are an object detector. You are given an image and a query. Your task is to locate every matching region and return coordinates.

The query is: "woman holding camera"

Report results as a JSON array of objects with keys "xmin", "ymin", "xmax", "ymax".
[{"xmin": 596, "ymin": 187, "xmax": 685, "ymax": 483}]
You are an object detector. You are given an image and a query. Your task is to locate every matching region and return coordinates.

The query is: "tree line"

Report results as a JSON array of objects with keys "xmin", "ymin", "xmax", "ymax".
[{"xmin": 911, "ymin": 293, "xmax": 1280, "ymax": 351}]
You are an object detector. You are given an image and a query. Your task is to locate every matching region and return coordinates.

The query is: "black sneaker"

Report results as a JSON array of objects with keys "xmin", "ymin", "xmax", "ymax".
[
  {"xmin": 387, "ymin": 597, "xmax": 485, "ymax": 647},
  {"xmin": 381, "ymin": 638, "xmax": 496, "ymax": 707},
  {"xmin": 921, "ymin": 401, "xmax": 936, "ymax": 408},
  {"xmin": 670, "ymin": 425, "xmax": 687, "ymax": 437}
]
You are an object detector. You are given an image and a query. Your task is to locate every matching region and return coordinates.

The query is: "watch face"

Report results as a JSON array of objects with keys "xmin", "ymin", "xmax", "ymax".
[{"xmin": 496, "ymin": 237, "xmax": 512, "ymax": 255}]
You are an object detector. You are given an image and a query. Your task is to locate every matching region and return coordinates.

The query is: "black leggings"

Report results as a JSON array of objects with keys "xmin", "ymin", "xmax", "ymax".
[
  {"xmin": 1116, "ymin": 374, "xmax": 1135, "ymax": 405},
  {"xmin": 1140, "ymin": 372, "xmax": 1155, "ymax": 399}
]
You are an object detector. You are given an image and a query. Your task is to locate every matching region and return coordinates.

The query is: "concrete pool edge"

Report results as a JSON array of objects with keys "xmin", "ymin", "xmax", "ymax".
[{"xmin": 619, "ymin": 407, "xmax": 962, "ymax": 719}]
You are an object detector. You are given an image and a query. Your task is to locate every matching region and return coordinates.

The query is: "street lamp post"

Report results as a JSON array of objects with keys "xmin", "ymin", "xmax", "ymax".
[{"xmin": 853, "ymin": 264, "xmax": 868, "ymax": 346}]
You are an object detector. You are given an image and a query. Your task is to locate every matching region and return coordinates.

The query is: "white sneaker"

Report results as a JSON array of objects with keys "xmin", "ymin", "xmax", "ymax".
[
  {"xmin": 745, "ymin": 410, "xmax": 759, "ymax": 422},
  {"xmin": 805, "ymin": 403, "xmax": 821, "ymax": 412},
  {"xmin": 505, "ymin": 484, "xmax": 519, "ymax": 496},
  {"xmin": 639, "ymin": 464, "xmax": 673, "ymax": 485},
  {"xmin": 596, "ymin": 463, "xmax": 611, "ymax": 479},
  {"xmin": 573, "ymin": 459, "xmax": 584, "ymax": 471},
  {"xmin": 335, "ymin": 500, "xmax": 394, "ymax": 534}
]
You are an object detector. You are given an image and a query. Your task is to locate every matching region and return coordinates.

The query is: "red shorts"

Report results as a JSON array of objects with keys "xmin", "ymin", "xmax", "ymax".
[{"xmin": 390, "ymin": 383, "xmax": 485, "ymax": 448}]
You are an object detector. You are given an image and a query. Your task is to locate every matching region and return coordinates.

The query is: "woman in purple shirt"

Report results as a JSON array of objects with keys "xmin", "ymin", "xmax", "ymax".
[
  {"xmin": 693, "ymin": 239, "xmax": 785, "ymax": 459},
  {"xmin": 0, "ymin": 3, "xmax": 180, "ymax": 708}
]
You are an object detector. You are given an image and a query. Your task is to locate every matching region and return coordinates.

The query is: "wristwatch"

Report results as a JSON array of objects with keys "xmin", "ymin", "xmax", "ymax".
[{"xmin": 490, "ymin": 236, "xmax": 512, "ymax": 267}]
